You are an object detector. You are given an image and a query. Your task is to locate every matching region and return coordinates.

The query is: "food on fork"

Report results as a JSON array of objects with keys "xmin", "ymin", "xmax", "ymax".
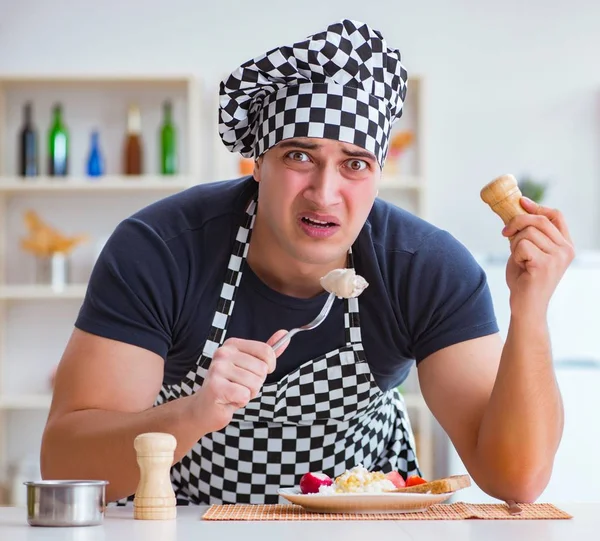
[{"xmin": 320, "ymin": 268, "xmax": 369, "ymax": 299}]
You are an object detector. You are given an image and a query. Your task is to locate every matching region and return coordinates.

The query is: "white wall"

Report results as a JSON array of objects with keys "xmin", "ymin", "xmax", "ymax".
[{"xmin": 1, "ymin": 0, "xmax": 598, "ymax": 255}]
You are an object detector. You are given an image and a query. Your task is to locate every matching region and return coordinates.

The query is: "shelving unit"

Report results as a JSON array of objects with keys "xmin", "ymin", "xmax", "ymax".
[
  {"xmin": 0, "ymin": 75, "xmax": 203, "ymax": 505},
  {"xmin": 0, "ymin": 73, "xmax": 432, "ymax": 504},
  {"xmin": 379, "ymin": 75, "xmax": 428, "ymax": 220}
]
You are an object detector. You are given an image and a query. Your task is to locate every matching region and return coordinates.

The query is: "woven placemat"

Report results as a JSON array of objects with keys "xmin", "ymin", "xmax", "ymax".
[{"xmin": 202, "ymin": 502, "xmax": 572, "ymax": 521}]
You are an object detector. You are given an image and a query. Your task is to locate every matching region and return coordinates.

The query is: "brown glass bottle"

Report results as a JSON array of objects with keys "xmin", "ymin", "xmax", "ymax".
[{"xmin": 123, "ymin": 104, "xmax": 143, "ymax": 175}]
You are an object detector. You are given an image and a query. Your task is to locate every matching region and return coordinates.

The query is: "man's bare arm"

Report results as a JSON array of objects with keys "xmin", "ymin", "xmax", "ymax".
[
  {"xmin": 40, "ymin": 329, "xmax": 214, "ymax": 502},
  {"xmin": 418, "ymin": 195, "xmax": 574, "ymax": 503},
  {"xmin": 41, "ymin": 327, "xmax": 287, "ymax": 502},
  {"xmin": 418, "ymin": 329, "xmax": 562, "ymax": 503}
]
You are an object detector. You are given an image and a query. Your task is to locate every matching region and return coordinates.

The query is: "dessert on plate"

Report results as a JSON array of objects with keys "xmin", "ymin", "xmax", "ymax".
[{"xmin": 298, "ymin": 465, "xmax": 470, "ymax": 495}]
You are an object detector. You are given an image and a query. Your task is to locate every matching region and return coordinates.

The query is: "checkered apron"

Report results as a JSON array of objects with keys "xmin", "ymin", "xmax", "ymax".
[{"xmin": 152, "ymin": 196, "xmax": 420, "ymax": 504}]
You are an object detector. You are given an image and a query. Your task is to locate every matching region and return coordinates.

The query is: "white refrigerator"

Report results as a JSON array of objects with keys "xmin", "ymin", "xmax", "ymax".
[{"xmin": 446, "ymin": 251, "xmax": 600, "ymax": 503}]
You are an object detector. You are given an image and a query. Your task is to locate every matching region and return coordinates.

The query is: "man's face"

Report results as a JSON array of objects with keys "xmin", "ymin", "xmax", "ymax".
[{"xmin": 253, "ymin": 137, "xmax": 380, "ymax": 266}]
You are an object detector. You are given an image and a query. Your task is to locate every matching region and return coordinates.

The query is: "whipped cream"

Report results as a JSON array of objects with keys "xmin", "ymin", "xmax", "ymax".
[{"xmin": 320, "ymin": 268, "xmax": 369, "ymax": 299}]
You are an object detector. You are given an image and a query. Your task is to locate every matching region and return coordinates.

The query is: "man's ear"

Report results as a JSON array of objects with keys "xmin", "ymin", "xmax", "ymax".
[{"xmin": 253, "ymin": 156, "xmax": 262, "ymax": 182}]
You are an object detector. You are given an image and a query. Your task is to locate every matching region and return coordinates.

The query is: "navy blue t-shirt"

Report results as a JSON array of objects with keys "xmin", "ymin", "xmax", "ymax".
[{"xmin": 75, "ymin": 176, "xmax": 498, "ymax": 391}]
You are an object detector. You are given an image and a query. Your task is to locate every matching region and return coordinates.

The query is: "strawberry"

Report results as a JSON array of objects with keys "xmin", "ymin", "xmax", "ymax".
[{"xmin": 299, "ymin": 472, "xmax": 333, "ymax": 494}]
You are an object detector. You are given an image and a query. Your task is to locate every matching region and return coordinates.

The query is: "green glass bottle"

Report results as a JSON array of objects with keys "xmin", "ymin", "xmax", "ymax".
[
  {"xmin": 160, "ymin": 100, "xmax": 177, "ymax": 175},
  {"xmin": 48, "ymin": 103, "xmax": 69, "ymax": 176}
]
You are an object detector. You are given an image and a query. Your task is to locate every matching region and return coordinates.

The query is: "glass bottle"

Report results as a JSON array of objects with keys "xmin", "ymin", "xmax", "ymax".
[
  {"xmin": 123, "ymin": 104, "xmax": 143, "ymax": 176},
  {"xmin": 19, "ymin": 102, "xmax": 38, "ymax": 177},
  {"xmin": 86, "ymin": 130, "xmax": 104, "ymax": 177},
  {"xmin": 160, "ymin": 100, "xmax": 177, "ymax": 175},
  {"xmin": 48, "ymin": 103, "xmax": 68, "ymax": 176}
]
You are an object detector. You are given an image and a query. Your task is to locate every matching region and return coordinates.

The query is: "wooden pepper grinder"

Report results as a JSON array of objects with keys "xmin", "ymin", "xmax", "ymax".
[
  {"xmin": 480, "ymin": 173, "xmax": 528, "ymax": 225},
  {"xmin": 133, "ymin": 432, "xmax": 177, "ymax": 520}
]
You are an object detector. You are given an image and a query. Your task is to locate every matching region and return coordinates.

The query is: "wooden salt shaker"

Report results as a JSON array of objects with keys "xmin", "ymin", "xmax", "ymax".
[
  {"xmin": 480, "ymin": 173, "xmax": 528, "ymax": 225},
  {"xmin": 133, "ymin": 432, "xmax": 177, "ymax": 520}
]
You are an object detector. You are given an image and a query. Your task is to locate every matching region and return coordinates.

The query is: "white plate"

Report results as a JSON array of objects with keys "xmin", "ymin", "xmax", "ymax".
[{"xmin": 278, "ymin": 487, "xmax": 453, "ymax": 514}]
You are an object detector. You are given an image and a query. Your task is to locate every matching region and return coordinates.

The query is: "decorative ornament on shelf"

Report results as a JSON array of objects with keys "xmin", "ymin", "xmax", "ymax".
[
  {"xmin": 383, "ymin": 130, "xmax": 414, "ymax": 176},
  {"xmin": 518, "ymin": 175, "xmax": 547, "ymax": 204},
  {"xmin": 20, "ymin": 210, "xmax": 88, "ymax": 290}
]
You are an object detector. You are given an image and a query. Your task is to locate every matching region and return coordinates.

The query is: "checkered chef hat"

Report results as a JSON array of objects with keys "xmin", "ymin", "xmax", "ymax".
[{"xmin": 218, "ymin": 19, "xmax": 408, "ymax": 168}]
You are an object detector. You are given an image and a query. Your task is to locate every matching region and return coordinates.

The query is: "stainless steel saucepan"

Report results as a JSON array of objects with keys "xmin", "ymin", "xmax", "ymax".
[{"xmin": 24, "ymin": 480, "xmax": 109, "ymax": 527}]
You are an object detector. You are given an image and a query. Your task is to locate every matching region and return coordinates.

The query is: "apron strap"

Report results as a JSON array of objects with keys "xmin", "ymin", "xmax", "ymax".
[{"xmin": 201, "ymin": 196, "xmax": 256, "ymax": 359}]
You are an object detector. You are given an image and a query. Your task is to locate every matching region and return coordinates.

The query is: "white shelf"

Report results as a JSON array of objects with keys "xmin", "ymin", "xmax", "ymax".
[
  {"xmin": 0, "ymin": 175, "xmax": 196, "ymax": 194},
  {"xmin": 0, "ymin": 284, "xmax": 87, "ymax": 300},
  {"xmin": 0, "ymin": 394, "xmax": 52, "ymax": 410}
]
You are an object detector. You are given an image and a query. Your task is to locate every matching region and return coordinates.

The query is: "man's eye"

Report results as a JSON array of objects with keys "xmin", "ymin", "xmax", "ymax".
[
  {"xmin": 287, "ymin": 151, "xmax": 310, "ymax": 162},
  {"xmin": 347, "ymin": 159, "xmax": 367, "ymax": 171}
]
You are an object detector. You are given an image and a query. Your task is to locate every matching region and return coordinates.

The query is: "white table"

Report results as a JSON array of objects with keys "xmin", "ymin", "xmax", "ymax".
[{"xmin": 0, "ymin": 503, "xmax": 597, "ymax": 540}]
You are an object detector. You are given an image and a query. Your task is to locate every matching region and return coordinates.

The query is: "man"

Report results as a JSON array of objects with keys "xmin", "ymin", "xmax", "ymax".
[{"xmin": 40, "ymin": 19, "xmax": 574, "ymax": 505}]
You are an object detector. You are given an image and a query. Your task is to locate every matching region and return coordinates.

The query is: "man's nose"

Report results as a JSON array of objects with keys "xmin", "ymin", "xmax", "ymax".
[{"xmin": 304, "ymin": 167, "xmax": 342, "ymax": 208}]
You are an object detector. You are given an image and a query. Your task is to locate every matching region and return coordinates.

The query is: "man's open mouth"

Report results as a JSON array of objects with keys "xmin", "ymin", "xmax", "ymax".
[{"xmin": 301, "ymin": 217, "xmax": 338, "ymax": 228}]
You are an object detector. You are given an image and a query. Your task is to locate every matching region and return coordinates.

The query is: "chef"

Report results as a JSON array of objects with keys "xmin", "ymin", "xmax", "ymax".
[{"xmin": 40, "ymin": 19, "xmax": 574, "ymax": 505}]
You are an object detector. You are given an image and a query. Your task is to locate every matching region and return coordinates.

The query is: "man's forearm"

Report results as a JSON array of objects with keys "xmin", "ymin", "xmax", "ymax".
[
  {"xmin": 41, "ymin": 395, "xmax": 207, "ymax": 502},
  {"xmin": 475, "ymin": 314, "xmax": 564, "ymax": 502}
]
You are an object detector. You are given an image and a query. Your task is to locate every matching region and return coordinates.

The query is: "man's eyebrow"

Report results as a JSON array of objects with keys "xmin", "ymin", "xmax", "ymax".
[
  {"xmin": 340, "ymin": 148, "xmax": 377, "ymax": 161},
  {"xmin": 276, "ymin": 139, "xmax": 376, "ymax": 161},
  {"xmin": 276, "ymin": 140, "xmax": 321, "ymax": 150}
]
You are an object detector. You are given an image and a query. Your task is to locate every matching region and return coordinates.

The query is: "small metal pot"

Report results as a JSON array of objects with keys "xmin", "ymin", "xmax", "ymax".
[{"xmin": 24, "ymin": 480, "xmax": 109, "ymax": 527}]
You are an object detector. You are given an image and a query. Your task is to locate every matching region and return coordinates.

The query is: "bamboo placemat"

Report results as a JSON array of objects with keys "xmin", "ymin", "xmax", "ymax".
[{"xmin": 202, "ymin": 502, "xmax": 572, "ymax": 521}]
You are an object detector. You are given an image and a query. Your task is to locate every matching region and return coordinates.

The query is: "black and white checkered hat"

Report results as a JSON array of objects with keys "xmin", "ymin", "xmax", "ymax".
[{"xmin": 218, "ymin": 19, "xmax": 408, "ymax": 168}]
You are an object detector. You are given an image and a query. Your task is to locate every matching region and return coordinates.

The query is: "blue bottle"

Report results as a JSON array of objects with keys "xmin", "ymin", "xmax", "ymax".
[{"xmin": 86, "ymin": 130, "xmax": 104, "ymax": 177}]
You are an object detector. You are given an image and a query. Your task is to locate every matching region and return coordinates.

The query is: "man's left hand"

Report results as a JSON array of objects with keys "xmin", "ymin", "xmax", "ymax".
[{"xmin": 502, "ymin": 197, "xmax": 575, "ymax": 318}]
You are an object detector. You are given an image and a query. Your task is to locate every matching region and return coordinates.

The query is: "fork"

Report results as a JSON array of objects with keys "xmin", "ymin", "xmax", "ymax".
[{"xmin": 271, "ymin": 292, "xmax": 336, "ymax": 352}]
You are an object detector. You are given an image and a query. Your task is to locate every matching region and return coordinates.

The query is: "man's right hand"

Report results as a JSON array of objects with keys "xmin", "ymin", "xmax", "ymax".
[
  {"xmin": 41, "ymin": 328, "xmax": 288, "ymax": 503},
  {"xmin": 193, "ymin": 329, "xmax": 288, "ymax": 433}
]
